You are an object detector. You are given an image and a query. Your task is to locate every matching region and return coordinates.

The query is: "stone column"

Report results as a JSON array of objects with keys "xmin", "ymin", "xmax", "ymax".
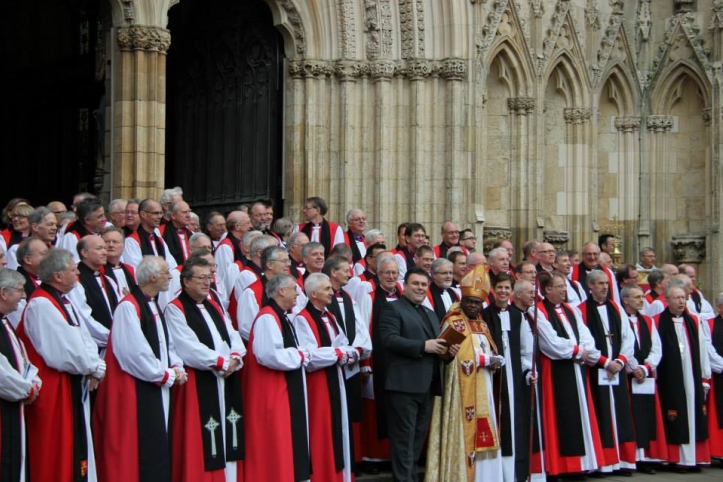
[
  {"xmin": 335, "ymin": 61, "xmax": 364, "ymax": 214},
  {"xmin": 563, "ymin": 107, "xmax": 592, "ymax": 249},
  {"xmin": 613, "ymin": 116, "xmax": 641, "ymax": 264},
  {"xmin": 407, "ymin": 59, "xmax": 433, "ymax": 222},
  {"xmin": 371, "ymin": 60, "xmax": 396, "ymax": 228},
  {"xmin": 508, "ymin": 97, "xmax": 536, "ymax": 245},
  {"xmin": 645, "ymin": 115, "xmax": 674, "ymax": 260},
  {"xmin": 442, "ymin": 58, "xmax": 468, "ymax": 224},
  {"xmin": 112, "ymin": 26, "xmax": 171, "ymax": 199}
]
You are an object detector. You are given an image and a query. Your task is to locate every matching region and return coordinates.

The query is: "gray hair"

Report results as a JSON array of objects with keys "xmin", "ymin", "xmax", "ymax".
[
  {"xmin": 365, "ymin": 229, "xmax": 384, "ymax": 243},
  {"xmin": 136, "ymin": 256, "xmax": 165, "ymax": 285},
  {"xmin": 16, "ymin": 237, "xmax": 43, "ymax": 267},
  {"xmin": 639, "ymin": 247, "xmax": 655, "ymax": 258},
  {"xmin": 266, "ymin": 273, "xmax": 296, "ymax": 299},
  {"xmin": 665, "ymin": 282, "xmax": 687, "ymax": 300},
  {"xmin": 189, "ymin": 232, "xmax": 211, "ymax": 248},
  {"xmin": 513, "ymin": 279, "xmax": 533, "ymax": 296},
  {"xmin": 60, "ymin": 212, "xmax": 77, "ymax": 224},
  {"xmin": 620, "ymin": 285, "xmax": 643, "ymax": 300},
  {"xmin": 431, "ymin": 258, "xmax": 453, "ymax": 274},
  {"xmin": 171, "ymin": 201, "xmax": 188, "ymax": 213},
  {"xmin": 272, "ymin": 217, "xmax": 293, "ymax": 237},
  {"xmin": 29, "ymin": 207, "xmax": 53, "ymax": 226},
  {"xmin": 301, "ymin": 242, "xmax": 325, "ymax": 259},
  {"xmin": 108, "ymin": 199, "xmax": 127, "ymax": 213},
  {"xmin": 377, "ymin": 255, "xmax": 399, "ymax": 271},
  {"xmin": 39, "ymin": 249, "xmax": 74, "ymax": 282},
  {"xmin": 249, "ymin": 235, "xmax": 278, "ymax": 258},
  {"xmin": 0, "ymin": 269, "xmax": 25, "ymax": 291},
  {"xmin": 715, "ymin": 292, "xmax": 723, "ymax": 306},
  {"xmin": 488, "ymin": 247, "xmax": 506, "ymax": 261},
  {"xmin": 160, "ymin": 187, "xmax": 183, "ymax": 205},
  {"xmin": 242, "ymin": 230, "xmax": 263, "ymax": 248},
  {"xmin": 345, "ymin": 208, "xmax": 364, "ymax": 223},
  {"xmin": 586, "ymin": 269, "xmax": 608, "ymax": 285},
  {"xmin": 287, "ymin": 231, "xmax": 308, "ymax": 247},
  {"xmin": 261, "ymin": 246, "xmax": 287, "ymax": 269},
  {"xmin": 305, "ymin": 272, "xmax": 330, "ymax": 296},
  {"xmin": 647, "ymin": 269, "xmax": 666, "ymax": 290}
]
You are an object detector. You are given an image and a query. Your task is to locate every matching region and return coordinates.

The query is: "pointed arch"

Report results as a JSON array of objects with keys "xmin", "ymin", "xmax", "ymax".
[
  {"xmin": 651, "ymin": 60, "xmax": 711, "ymax": 114},
  {"xmin": 598, "ymin": 63, "xmax": 640, "ymax": 117},
  {"xmin": 486, "ymin": 40, "xmax": 534, "ymax": 97},
  {"xmin": 543, "ymin": 52, "xmax": 588, "ymax": 107}
]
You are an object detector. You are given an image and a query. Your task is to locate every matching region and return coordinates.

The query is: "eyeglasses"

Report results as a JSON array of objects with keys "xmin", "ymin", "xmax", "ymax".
[
  {"xmin": 190, "ymin": 275, "xmax": 213, "ymax": 282},
  {"xmin": 3, "ymin": 287, "xmax": 25, "ymax": 294},
  {"xmin": 444, "ymin": 230, "xmax": 460, "ymax": 235},
  {"xmin": 551, "ymin": 284, "xmax": 566, "ymax": 289},
  {"xmin": 125, "ymin": 210, "xmax": 139, "ymax": 215},
  {"xmin": 11, "ymin": 214, "xmax": 27, "ymax": 220},
  {"xmin": 350, "ymin": 217, "xmax": 366, "ymax": 222},
  {"xmin": 434, "ymin": 271, "xmax": 454, "ymax": 276},
  {"xmin": 379, "ymin": 270, "xmax": 399, "ymax": 276},
  {"xmin": 461, "ymin": 236, "xmax": 476, "ymax": 241},
  {"xmin": 143, "ymin": 211, "xmax": 164, "ymax": 216}
]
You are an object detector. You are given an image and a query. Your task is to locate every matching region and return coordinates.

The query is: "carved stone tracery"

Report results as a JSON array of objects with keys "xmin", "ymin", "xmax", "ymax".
[{"xmin": 563, "ymin": 108, "xmax": 591, "ymax": 124}]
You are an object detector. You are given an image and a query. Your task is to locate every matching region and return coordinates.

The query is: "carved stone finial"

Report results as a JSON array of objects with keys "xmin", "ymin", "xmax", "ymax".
[
  {"xmin": 671, "ymin": 235, "xmax": 706, "ymax": 263},
  {"xmin": 637, "ymin": 0, "xmax": 652, "ymax": 42},
  {"xmin": 674, "ymin": 0, "xmax": 696, "ymax": 14}
]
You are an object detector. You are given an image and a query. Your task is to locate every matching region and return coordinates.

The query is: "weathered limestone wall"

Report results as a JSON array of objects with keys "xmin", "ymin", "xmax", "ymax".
[{"xmin": 107, "ymin": 0, "xmax": 723, "ymax": 297}]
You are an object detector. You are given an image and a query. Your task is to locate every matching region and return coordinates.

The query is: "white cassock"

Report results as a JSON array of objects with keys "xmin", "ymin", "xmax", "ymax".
[
  {"xmin": 565, "ymin": 278, "xmax": 587, "ymax": 306},
  {"xmin": 165, "ymin": 298, "xmax": 246, "ymax": 481},
  {"xmin": 229, "ymin": 268, "xmax": 262, "ymax": 315},
  {"xmin": 6, "ymin": 244, "xmax": 19, "ymax": 270},
  {"xmin": 237, "ymin": 283, "xmax": 307, "ymax": 340},
  {"xmin": 537, "ymin": 304, "xmax": 600, "ymax": 472},
  {"xmin": 214, "ymin": 240, "xmax": 237, "ymax": 289},
  {"xmin": 591, "ymin": 303, "xmax": 636, "ymax": 471},
  {"xmin": 293, "ymin": 310, "xmax": 355, "ymax": 482},
  {"xmin": 0, "ymin": 316, "xmax": 41, "ymax": 482},
  {"xmin": 157, "ymin": 267, "xmax": 182, "ymax": 311},
  {"xmin": 112, "ymin": 298, "xmax": 184, "ymax": 427},
  {"xmin": 123, "ymin": 228, "xmax": 178, "ymax": 269},
  {"xmin": 23, "ymin": 295, "xmax": 106, "ymax": 481},
  {"xmin": 108, "ymin": 265, "xmax": 134, "ymax": 296},
  {"xmin": 624, "ymin": 312, "xmax": 663, "ymax": 462},
  {"xmin": 331, "ymin": 291, "xmax": 372, "ymax": 362},
  {"xmin": 58, "ymin": 231, "xmax": 85, "ymax": 263}
]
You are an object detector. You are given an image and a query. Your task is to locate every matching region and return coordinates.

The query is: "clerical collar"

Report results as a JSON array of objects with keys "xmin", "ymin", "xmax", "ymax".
[
  {"xmin": 594, "ymin": 299, "xmax": 607, "ymax": 307},
  {"xmin": 381, "ymin": 287, "xmax": 397, "ymax": 297},
  {"xmin": 492, "ymin": 304, "xmax": 508, "ymax": 313}
]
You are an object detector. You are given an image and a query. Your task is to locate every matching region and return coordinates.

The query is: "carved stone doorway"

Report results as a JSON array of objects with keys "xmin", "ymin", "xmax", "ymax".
[{"xmin": 165, "ymin": 0, "xmax": 285, "ymax": 218}]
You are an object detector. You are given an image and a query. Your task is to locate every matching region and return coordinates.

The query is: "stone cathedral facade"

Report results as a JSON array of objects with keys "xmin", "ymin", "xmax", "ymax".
[{"xmin": 100, "ymin": 0, "xmax": 722, "ymax": 294}]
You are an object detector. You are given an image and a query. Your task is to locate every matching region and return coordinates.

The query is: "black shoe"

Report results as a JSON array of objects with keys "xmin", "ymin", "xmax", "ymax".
[
  {"xmin": 637, "ymin": 463, "xmax": 656, "ymax": 474},
  {"xmin": 672, "ymin": 465, "xmax": 688, "ymax": 474},
  {"xmin": 363, "ymin": 462, "xmax": 381, "ymax": 475},
  {"xmin": 613, "ymin": 469, "xmax": 633, "ymax": 477}
]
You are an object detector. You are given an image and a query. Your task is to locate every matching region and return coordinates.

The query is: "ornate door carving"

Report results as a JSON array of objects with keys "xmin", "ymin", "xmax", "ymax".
[{"xmin": 166, "ymin": 0, "xmax": 284, "ymax": 215}]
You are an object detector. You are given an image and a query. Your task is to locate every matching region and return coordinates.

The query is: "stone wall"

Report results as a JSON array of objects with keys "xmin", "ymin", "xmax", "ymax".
[{"xmin": 106, "ymin": 0, "xmax": 722, "ymax": 296}]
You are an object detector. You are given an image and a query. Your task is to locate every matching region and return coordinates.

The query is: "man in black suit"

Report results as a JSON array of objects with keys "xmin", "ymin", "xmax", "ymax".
[{"xmin": 379, "ymin": 267, "xmax": 459, "ymax": 481}]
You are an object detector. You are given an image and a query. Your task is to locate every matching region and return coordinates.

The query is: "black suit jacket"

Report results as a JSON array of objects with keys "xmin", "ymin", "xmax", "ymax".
[{"xmin": 378, "ymin": 296, "xmax": 441, "ymax": 394}]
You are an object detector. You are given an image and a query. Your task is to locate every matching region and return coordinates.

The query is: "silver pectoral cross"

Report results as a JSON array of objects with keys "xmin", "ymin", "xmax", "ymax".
[
  {"xmin": 226, "ymin": 408, "xmax": 241, "ymax": 449},
  {"xmin": 205, "ymin": 416, "xmax": 220, "ymax": 457}
]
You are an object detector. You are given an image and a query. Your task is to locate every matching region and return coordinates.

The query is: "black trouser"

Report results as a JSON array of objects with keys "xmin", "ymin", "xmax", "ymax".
[{"xmin": 385, "ymin": 390, "xmax": 433, "ymax": 482}]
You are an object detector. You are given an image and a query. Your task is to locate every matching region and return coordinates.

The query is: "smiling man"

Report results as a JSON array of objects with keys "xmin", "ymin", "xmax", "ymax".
[
  {"xmin": 379, "ymin": 267, "xmax": 455, "ymax": 481},
  {"xmin": 124, "ymin": 198, "xmax": 177, "ymax": 269}
]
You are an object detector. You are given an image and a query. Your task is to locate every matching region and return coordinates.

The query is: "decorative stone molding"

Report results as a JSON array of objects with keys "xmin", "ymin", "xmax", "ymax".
[
  {"xmin": 407, "ymin": 59, "xmax": 434, "ymax": 80},
  {"xmin": 711, "ymin": 0, "xmax": 723, "ymax": 30},
  {"xmin": 399, "ymin": 0, "xmax": 415, "ymax": 59},
  {"xmin": 338, "ymin": 0, "xmax": 357, "ymax": 59},
  {"xmin": 543, "ymin": 230, "xmax": 570, "ymax": 250},
  {"xmin": 288, "ymin": 59, "xmax": 334, "ymax": 79},
  {"xmin": 477, "ymin": 0, "xmax": 510, "ymax": 55},
  {"xmin": 540, "ymin": 0, "xmax": 572, "ymax": 73},
  {"xmin": 637, "ymin": 0, "xmax": 651, "ymax": 42},
  {"xmin": 614, "ymin": 116, "xmax": 642, "ymax": 132},
  {"xmin": 584, "ymin": 0, "xmax": 600, "ymax": 30},
  {"xmin": 482, "ymin": 227, "xmax": 512, "ymax": 254},
  {"xmin": 702, "ymin": 107, "xmax": 712, "ymax": 125},
  {"xmin": 416, "ymin": 0, "xmax": 426, "ymax": 56},
  {"xmin": 674, "ymin": 0, "xmax": 696, "ymax": 14},
  {"xmin": 651, "ymin": 14, "xmax": 712, "ymax": 84},
  {"xmin": 122, "ymin": 0, "xmax": 134, "ymax": 22},
  {"xmin": 671, "ymin": 235, "xmax": 706, "ymax": 263},
  {"xmin": 117, "ymin": 26, "xmax": 171, "ymax": 52},
  {"xmin": 441, "ymin": 58, "xmax": 467, "ymax": 81},
  {"xmin": 279, "ymin": 0, "xmax": 307, "ymax": 55},
  {"xmin": 563, "ymin": 108, "xmax": 591, "ymax": 124},
  {"xmin": 334, "ymin": 60, "xmax": 364, "ymax": 81},
  {"xmin": 531, "ymin": 0, "xmax": 544, "ymax": 19},
  {"xmin": 592, "ymin": 4, "xmax": 625, "ymax": 86},
  {"xmin": 370, "ymin": 59, "xmax": 396, "ymax": 81},
  {"xmin": 364, "ymin": 0, "xmax": 393, "ymax": 60},
  {"xmin": 507, "ymin": 97, "xmax": 535, "ymax": 115},
  {"xmin": 646, "ymin": 115, "xmax": 674, "ymax": 132}
]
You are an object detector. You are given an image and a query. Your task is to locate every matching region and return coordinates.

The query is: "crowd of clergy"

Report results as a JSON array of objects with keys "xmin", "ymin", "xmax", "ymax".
[{"xmin": 0, "ymin": 187, "xmax": 722, "ymax": 482}]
